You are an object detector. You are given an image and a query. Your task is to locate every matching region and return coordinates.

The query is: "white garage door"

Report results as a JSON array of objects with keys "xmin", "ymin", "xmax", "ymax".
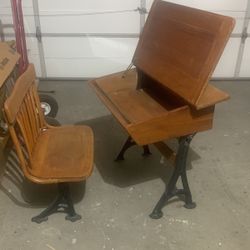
[{"xmin": 0, "ymin": 0, "xmax": 249, "ymax": 78}]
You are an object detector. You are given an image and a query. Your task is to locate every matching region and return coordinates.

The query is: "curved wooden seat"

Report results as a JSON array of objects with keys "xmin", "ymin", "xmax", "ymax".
[
  {"xmin": 4, "ymin": 64, "xmax": 94, "ymax": 223},
  {"xmin": 30, "ymin": 125, "xmax": 93, "ymax": 182}
]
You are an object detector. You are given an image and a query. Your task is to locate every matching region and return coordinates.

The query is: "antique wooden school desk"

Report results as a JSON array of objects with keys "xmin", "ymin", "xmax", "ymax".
[{"xmin": 90, "ymin": 0, "xmax": 235, "ymax": 219}]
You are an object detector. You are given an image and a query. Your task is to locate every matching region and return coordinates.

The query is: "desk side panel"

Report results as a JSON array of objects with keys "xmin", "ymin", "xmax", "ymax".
[{"xmin": 128, "ymin": 106, "xmax": 214, "ymax": 145}]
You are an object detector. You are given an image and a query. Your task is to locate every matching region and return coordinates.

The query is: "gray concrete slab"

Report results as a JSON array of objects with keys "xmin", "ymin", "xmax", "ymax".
[{"xmin": 0, "ymin": 79, "xmax": 249, "ymax": 250}]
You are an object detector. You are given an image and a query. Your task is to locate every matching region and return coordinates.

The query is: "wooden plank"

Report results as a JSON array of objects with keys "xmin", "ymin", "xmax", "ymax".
[
  {"xmin": 154, "ymin": 141, "xmax": 176, "ymax": 165},
  {"xmin": 0, "ymin": 135, "xmax": 9, "ymax": 150},
  {"xmin": 90, "ymin": 80, "xmax": 131, "ymax": 128},
  {"xmin": 108, "ymin": 89, "xmax": 169, "ymax": 124},
  {"xmin": 196, "ymin": 84, "xmax": 230, "ymax": 110},
  {"xmin": 133, "ymin": 0, "xmax": 234, "ymax": 108},
  {"xmin": 128, "ymin": 106, "xmax": 214, "ymax": 145},
  {"xmin": 17, "ymin": 110, "xmax": 33, "ymax": 158},
  {"xmin": 95, "ymin": 69, "xmax": 137, "ymax": 94},
  {"xmin": 4, "ymin": 64, "xmax": 36, "ymax": 124}
]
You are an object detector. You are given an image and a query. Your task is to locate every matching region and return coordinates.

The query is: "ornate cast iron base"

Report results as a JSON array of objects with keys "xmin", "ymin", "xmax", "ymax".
[{"xmin": 31, "ymin": 183, "xmax": 81, "ymax": 223}]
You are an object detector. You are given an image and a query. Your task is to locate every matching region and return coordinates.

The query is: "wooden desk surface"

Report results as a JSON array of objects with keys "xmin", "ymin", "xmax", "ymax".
[{"xmin": 90, "ymin": 70, "xmax": 214, "ymax": 145}]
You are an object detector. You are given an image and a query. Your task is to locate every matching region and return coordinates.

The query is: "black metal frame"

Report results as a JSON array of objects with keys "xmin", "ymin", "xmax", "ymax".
[
  {"xmin": 115, "ymin": 136, "xmax": 151, "ymax": 161},
  {"xmin": 150, "ymin": 134, "xmax": 196, "ymax": 219},
  {"xmin": 115, "ymin": 134, "xmax": 196, "ymax": 219},
  {"xmin": 31, "ymin": 183, "xmax": 81, "ymax": 223}
]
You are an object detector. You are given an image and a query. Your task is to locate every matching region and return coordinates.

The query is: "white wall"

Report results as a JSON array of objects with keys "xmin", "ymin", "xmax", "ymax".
[{"xmin": 0, "ymin": 0, "xmax": 249, "ymax": 78}]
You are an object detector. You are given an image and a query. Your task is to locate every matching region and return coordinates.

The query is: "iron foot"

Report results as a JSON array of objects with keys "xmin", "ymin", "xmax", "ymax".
[
  {"xmin": 65, "ymin": 213, "xmax": 82, "ymax": 222},
  {"xmin": 149, "ymin": 210, "xmax": 163, "ymax": 219},
  {"xmin": 31, "ymin": 183, "xmax": 81, "ymax": 223},
  {"xmin": 31, "ymin": 215, "xmax": 49, "ymax": 224},
  {"xmin": 184, "ymin": 202, "xmax": 196, "ymax": 209},
  {"xmin": 142, "ymin": 145, "xmax": 152, "ymax": 157},
  {"xmin": 114, "ymin": 154, "xmax": 125, "ymax": 162}
]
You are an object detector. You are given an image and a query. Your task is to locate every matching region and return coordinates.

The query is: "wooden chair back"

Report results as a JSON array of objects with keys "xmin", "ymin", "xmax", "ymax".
[{"xmin": 4, "ymin": 64, "xmax": 46, "ymax": 172}]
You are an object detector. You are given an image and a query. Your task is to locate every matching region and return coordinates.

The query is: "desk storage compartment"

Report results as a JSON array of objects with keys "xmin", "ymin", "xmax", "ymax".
[{"xmin": 91, "ymin": 69, "xmax": 214, "ymax": 145}]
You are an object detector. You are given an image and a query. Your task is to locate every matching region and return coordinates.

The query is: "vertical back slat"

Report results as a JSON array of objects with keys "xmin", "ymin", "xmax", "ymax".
[
  {"xmin": 22, "ymin": 104, "xmax": 34, "ymax": 148},
  {"xmin": 32, "ymin": 84, "xmax": 46, "ymax": 128},
  {"xmin": 28, "ymin": 88, "xmax": 40, "ymax": 138},
  {"xmin": 24, "ymin": 93, "xmax": 37, "ymax": 142},
  {"xmin": 8, "ymin": 126, "xmax": 28, "ymax": 173},
  {"xmin": 16, "ymin": 112, "xmax": 33, "ymax": 158},
  {"xmin": 4, "ymin": 64, "xmax": 46, "ymax": 171}
]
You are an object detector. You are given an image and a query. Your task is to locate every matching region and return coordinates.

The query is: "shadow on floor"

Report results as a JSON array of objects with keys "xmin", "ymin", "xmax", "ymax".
[
  {"xmin": 0, "ymin": 147, "xmax": 85, "ymax": 209},
  {"xmin": 76, "ymin": 115, "xmax": 201, "ymax": 188},
  {"xmin": 0, "ymin": 114, "xmax": 201, "ymax": 209}
]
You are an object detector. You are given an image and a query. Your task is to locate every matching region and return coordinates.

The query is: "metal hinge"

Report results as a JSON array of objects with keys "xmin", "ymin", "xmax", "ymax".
[
  {"xmin": 36, "ymin": 26, "xmax": 42, "ymax": 42},
  {"xmin": 242, "ymin": 27, "xmax": 248, "ymax": 43},
  {"xmin": 137, "ymin": 7, "xmax": 147, "ymax": 14}
]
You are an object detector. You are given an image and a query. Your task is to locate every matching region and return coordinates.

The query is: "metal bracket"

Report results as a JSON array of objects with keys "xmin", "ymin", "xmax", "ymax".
[
  {"xmin": 121, "ymin": 62, "xmax": 134, "ymax": 78},
  {"xmin": 36, "ymin": 26, "xmax": 42, "ymax": 43},
  {"xmin": 242, "ymin": 27, "xmax": 249, "ymax": 44},
  {"xmin": 137, "ymin": 7, "xmax": 148, "ymax": 15}
]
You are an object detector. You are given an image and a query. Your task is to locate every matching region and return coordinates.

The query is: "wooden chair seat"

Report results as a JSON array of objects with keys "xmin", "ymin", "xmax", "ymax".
[{"xmin": 30, "ymin": 125, "xmax": 93, "ymax": 182}]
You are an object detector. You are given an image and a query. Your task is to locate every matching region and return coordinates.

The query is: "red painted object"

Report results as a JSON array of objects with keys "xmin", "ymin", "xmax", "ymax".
[{"xmin": 11, "ymin": 0, "xmax": 29, "ymax": 74}]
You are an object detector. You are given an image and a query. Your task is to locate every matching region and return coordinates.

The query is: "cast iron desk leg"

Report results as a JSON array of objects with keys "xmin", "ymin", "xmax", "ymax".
[
  {"xmin": 115, "ymin": 136, "xmax": 151, "ymax": 161},
  {"xmin": 150, "ymin": 134, "xmax": 196, "ymax": 219}
]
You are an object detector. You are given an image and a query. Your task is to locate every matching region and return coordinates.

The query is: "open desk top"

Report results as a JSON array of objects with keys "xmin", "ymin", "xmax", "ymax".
[
  {"xmin": 133, "ymin": 0, "xmax": 234, "ymax": 109},
  {"xmin": 90, "ymin": 1, "xmax": 234, "ymax": 144}
]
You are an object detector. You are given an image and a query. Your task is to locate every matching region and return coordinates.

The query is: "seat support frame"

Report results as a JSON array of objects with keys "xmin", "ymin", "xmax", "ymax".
[{"xmin": 31, "ymin": 183, "xmax": 81, "ymax": 223}]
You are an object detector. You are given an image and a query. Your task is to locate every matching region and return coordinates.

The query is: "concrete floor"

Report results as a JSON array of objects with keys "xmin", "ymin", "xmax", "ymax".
[{"xmin": 0, "ymin": 79, "xmax": 249, "ymax": 250}]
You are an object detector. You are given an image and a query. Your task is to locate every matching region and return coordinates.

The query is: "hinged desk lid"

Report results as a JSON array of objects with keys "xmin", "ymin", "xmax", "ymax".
[{"xmin": 132, "ymin": 0, "xmax": 235, "ymax": 108}]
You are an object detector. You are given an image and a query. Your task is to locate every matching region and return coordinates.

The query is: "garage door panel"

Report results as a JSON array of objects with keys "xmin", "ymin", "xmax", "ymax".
[
  {"xmin": 39, "ymin": 0, "xmax": 140, "ymax": 11},
  {"xmin": 213, "ymin": 38, "xmax": 241, "ymax": 77},
  {"xmin": 43, "ymin": 37, "xmax": 138, "ymax": 58},
  {"xmin": 40, "ymin": 13, "xmax": 140, "ymax": 34},
  {"xmin": 239, "ymin": 39, "xmax": 250, "ymax": 77},
  {"xmin": 45, "ymin": 57, "xmax": 132, "ymax": 78}
]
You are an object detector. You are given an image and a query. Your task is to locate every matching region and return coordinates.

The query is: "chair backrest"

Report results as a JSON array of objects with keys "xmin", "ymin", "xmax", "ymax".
[{"xmin": 4, "ymin": 64, "xmax": 46, "ymax": 171}]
